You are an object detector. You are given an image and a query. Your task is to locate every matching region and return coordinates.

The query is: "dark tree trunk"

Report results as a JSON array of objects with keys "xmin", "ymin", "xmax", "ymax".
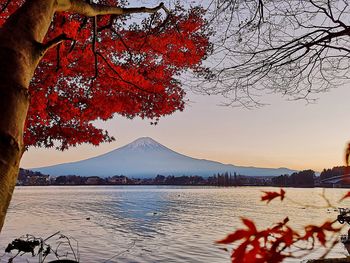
[{"xmin": 0, "ymin": 0, "xmax": 56, "ymax": 231}]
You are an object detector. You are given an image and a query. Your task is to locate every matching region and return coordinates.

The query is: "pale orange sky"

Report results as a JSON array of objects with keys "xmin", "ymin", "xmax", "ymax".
[{"xmin": 21, "ymin": 85, "xmax": 350, "ymax": 173}]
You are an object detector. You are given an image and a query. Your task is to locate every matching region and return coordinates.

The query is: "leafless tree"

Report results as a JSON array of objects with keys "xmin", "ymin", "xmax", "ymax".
[{"xmin": 197, "ymin": 0, "xmax": 350, "ymax": 107}]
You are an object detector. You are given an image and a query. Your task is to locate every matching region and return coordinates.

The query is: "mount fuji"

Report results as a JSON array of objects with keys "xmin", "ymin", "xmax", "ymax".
[{"xmin": 32, "ymin": 137, "xmax": 296, "ymax": 178}]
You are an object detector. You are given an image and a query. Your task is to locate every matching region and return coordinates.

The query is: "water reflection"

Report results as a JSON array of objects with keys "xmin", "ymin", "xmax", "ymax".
[{"xmin": 1, "ymin": 186, "xmax": 350, "ymax": 262}]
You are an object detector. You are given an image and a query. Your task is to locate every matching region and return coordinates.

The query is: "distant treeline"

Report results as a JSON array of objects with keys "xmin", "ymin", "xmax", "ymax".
[
  {"xmin": 320, "ymin": 166, "xmax": 345, "ymax": 180},
  {"xmin": 271, "ymin": 167, "xmax": 350, "ymax": 187},
  {"xmin": 16, "ymin": 166, "xmax": 350, "ymax": 188},
  {"xmin": 271, "ymin": 170, "xmax": 315, "ymax": 187},
  {"xmin": 16, "ymin": 170, "xmax": 271, "ymax": 186}
]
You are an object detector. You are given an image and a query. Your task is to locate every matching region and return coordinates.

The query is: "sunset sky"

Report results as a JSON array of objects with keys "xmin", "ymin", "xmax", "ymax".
[
  {"xmin": 19, "ymin": 0, "xmax": 350, "ymax": 172},
  {"xmin": 22, "ymin": 84, "xmax": 350, "ymax": 172}
]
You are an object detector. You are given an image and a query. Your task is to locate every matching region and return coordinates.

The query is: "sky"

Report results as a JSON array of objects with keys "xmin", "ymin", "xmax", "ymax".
[
  {"xmin": 22, "ymin": 85, "xmax": 350, "ymax": 172},
  {"xmin": 18, "ymin": 0, "xmax": 350, "ymax": 172}
]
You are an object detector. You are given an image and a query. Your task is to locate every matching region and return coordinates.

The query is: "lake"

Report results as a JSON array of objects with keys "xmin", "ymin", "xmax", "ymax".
[{"xmin": 1, "ymin": 186, "xmax": 350, "ymax": 262}]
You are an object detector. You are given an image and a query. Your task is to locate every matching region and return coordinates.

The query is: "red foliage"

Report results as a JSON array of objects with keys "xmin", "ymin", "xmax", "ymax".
[
  {"xmin": 340, "ymin": 191, "xmax": 350, "ymax": 202},
  {"xmin": 217, "ymin": 217, "xmax": 297, "ymax": 263},
  {"xmin": 261, "ymin": 189, "xmax": 285, "ymax": 203},
  {"xmin": 0, "ymin": 1, "xmax": 211, "ymax": 150},
  {"xmin": 219, "ymin": 189, "xmax": 341, "ymax": 263},
  {"xmin": 302, "ymin": 221, "xmax": 340, "ymax": 246}
]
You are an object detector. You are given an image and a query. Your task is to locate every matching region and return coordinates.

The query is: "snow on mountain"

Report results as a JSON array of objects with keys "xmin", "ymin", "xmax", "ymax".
[{"xmin": 32, "ymin": 137, "xmax": 296, "ymax": 178}]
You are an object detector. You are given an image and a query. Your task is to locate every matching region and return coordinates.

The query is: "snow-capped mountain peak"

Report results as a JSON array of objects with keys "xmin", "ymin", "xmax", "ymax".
[{"xmin": 122, "ymin": 137, "xmax": 167, "ymax": 151}]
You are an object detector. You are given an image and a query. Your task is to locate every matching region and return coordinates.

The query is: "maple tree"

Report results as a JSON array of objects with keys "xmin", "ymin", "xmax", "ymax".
[{"xmin": 0, "ymin": 0, "xmax": 210, "ymax": 231}]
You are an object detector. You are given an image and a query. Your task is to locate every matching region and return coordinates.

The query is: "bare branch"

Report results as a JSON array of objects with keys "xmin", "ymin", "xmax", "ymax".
[
  {"xmin": 196, "ymin": 0, "xmax": 350, "ymax": 106},
  {"xmin": 57, "ymin": 0, "xmax": 169, "ymax": 17}
]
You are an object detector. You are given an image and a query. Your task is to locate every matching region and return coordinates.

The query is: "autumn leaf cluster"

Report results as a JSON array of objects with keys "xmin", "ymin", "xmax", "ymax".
[
  {"xmin": 218, "ymin": 189, "xmax": 342, "ymax": 263},
  {"xmin": 0, "ymin": 0, "xmax": 211, "ymax": 149}
]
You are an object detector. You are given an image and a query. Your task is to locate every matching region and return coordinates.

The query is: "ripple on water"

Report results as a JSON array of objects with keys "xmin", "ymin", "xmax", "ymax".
[{"xmin": 1, "ymin": 186, "xmax": 350, "ymax": 262}]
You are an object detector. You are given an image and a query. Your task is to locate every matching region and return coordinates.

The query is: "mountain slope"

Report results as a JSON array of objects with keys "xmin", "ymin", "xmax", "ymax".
[{"xmin": 32, "ymin": 137, "xmax": 295, "ymax": 178}]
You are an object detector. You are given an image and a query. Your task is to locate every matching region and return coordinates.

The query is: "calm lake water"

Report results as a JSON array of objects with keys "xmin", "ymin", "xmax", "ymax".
[{"xmin": 1, "ymin": 186, "xmax": 350, "ymax": 262}]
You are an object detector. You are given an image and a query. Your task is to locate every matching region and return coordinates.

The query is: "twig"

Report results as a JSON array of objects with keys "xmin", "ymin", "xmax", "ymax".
[
  {"xmin": 0, "ymin": 0, "xmax": 10, "ymax": 14},
  {"xmin": 102, "ymin": 240, "xmax": 136, "ymax": 263},
  {"xmin": 44, "ymin": 231, "xmax": 61, "ymax": 242}
]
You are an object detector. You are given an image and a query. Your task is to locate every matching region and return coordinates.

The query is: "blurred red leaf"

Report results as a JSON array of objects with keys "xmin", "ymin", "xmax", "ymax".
[
  {"xmin": 242, "ymin": 218, "xmax": 258, "ymax": 233},
  {"xmin": 217, "ymin": 217, "xmax": 298, "ymax": 263},
  {"xmin": 340, "ymin": 191, "xmax": 350, "ymax": 202},
  {"xmin": 261, "ymin": 189, "xmax": 285, "ymax": 203},
  {"xmin": 302, "ymin": 221, "xmax": 340, "ymax": 246},
  {"xmin": 220, "ymin": 189, "xmax": 341, "ymax": 262}
]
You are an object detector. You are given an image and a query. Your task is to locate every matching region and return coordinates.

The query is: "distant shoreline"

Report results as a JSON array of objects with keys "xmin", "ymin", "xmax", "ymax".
[
  {"xmin": 15, "ymin": 184, "xmax": 350, "ymax": 189},
  {"xmin": 17, "ymin": 168, "xmax": 350, "ymax": 188}
]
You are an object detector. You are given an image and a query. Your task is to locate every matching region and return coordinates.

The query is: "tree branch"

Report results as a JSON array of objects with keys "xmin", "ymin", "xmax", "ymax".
[
  {"xmin": 57, "ymin": 0, "xmax": 168, "ymax": 17},
  {"xmin": 97, "ymin": 52, "xmax": 156, "ymax": 94},
  {"xmin": 39, "ymin": 34, "xmax": 74, "ymax": 56},
  {"xmin": 0, "ymin": 0, "xmax": 11, "ymax": 14}
]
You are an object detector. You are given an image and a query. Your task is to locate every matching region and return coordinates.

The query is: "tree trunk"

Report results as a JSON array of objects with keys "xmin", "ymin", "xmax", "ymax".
[
  {"xmin": 0, "ymin": 0, "xmax": 56, "ymax": 231},
  {"xmin": 0, "ymin": 80, "xmax": 29, "ymax": 231}
]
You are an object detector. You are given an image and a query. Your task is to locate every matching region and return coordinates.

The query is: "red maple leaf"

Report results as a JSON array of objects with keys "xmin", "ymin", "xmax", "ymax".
[
  {"xmin": 302, "ymin": 221, "xmax": 340, "ymax": 246},
  {"xmin": 219, "ymin": 190, "xmax": 343, "ymax": 262},
  {"xmin": 261, "ymin": 189, "xmax": 286, "ymax": 203},
  {"xmin": 217, "ymin": 217, "xmax": 298, "ymax": 263}
]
